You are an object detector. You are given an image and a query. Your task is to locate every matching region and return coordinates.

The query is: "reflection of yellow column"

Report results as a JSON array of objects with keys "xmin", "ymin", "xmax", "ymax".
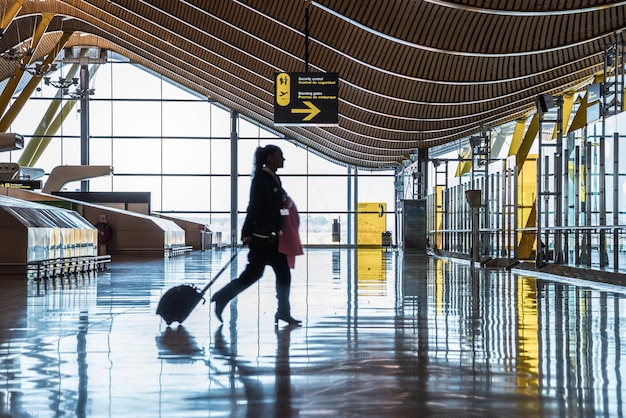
[
  {"xmin": 356, "ymin": 248, "xmax": 386, "ymax": 296},
  {"xmin": 435, "ymin": 258, "xmax": 446, "ymax": 315},
  {"xmin": 357, "ymin": 202, "xmax": 386, "ymax": 246},
  {"xmin": 517, "ymin": 280, "xmax": 539, "ymax": 394}
]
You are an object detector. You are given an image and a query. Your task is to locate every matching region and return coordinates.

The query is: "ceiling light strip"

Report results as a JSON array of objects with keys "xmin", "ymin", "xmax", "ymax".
[{"xmin": 423, "ymin": 0, "xmax": 626, "ymax": 16}]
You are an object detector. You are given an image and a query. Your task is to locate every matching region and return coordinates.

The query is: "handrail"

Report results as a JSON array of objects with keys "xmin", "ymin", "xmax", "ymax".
[
  {"xmin": 165, "ymin": 246, "xmax": 193, "ymax": 258},
  {"xmin": 431, "ymin": 225, "xmax": 626, "ymax": 233},
  {"xmin": 27, "ymin": 255, "xmax": 111, "ymax": 281}
]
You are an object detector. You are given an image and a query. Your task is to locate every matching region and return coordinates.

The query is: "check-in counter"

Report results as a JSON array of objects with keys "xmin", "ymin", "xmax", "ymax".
[
  {"xmin": 1, "ymin": 187, "xmax": 186, "ymax": 259},
  {"xmin": 152, "ymin": 213, "xmax": 223, "ymax": 250},
  {"xmin": 0, "ymin": 195, "xmax": 97, "ymax": 277}
]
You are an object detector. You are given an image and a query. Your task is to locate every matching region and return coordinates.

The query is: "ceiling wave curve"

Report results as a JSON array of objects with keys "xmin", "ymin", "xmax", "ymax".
[{"xmin": 0, "ymin": 0, "xmax": 623, "ymax": 169}]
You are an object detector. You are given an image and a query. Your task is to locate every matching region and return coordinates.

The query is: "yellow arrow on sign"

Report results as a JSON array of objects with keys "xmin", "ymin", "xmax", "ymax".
[{"xmin": 291, "ymin": 101, "xmax": 321, "ymax": 121}]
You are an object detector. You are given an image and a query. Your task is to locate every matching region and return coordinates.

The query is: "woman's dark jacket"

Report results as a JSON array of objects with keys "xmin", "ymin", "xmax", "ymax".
[{"xmin": 241, "ymin": 169, "xmax": 284, "ymax": 239}]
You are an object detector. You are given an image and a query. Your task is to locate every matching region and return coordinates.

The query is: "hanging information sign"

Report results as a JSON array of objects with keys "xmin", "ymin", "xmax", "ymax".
[{"xmin": 274, "ymin": 72, "xmax": 338, "ymax": 126}]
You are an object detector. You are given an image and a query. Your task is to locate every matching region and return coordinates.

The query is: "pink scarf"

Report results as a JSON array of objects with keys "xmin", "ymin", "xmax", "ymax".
[{"xmin": 278, "ymin": 198, "xmax": 303, "ymax": 268}]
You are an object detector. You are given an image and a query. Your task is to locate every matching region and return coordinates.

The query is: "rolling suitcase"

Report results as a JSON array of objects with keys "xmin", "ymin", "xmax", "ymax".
[{"xmin": 156, "ymin": 249, "xmax": 240, "ymax": 325}]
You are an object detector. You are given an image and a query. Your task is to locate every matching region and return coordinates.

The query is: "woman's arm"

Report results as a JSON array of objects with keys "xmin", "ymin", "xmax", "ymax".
[{"xmin": 241, "ymin": 171, "xmax": 280, "ymax": 239}]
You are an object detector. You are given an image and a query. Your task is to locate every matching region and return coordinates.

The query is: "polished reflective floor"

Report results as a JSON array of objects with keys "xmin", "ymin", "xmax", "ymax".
[{"xmin": 1, "ymin": 248, "xmax": 626, "ymax": 417}]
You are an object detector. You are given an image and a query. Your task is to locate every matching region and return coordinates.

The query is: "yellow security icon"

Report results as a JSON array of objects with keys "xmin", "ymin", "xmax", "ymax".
[{"xmin": 276, "ymin": 72, "xmax": 290, "ymax": 107}]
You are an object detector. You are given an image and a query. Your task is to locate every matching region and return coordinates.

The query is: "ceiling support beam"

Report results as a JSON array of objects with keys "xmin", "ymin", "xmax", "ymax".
[
  {"xmin": 19, "ymin": 51, "xmax": 89, "ymax": 167},
  {"xmin": 0, "ymin": 0, "xmax": 26, "ymax": 34},
  {"xmin": 30, "ymin": 12, "xmax": 54, "ymax": 50},
  {"xmin": 0, "ymin": 13, "xmax": 59, "ymax": 120},
  {"xmin": 514, "ymin": 115, "xmax": 539, "ymax": 169},
  {"xmin": 0, "ymin": 29, "xmax": 72, "ymax": 133}
]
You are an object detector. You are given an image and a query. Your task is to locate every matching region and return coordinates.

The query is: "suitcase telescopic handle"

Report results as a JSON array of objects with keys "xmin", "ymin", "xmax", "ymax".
[{"xmin": 199, "ymin": 247, "xmax": 241, "ymax": 296}]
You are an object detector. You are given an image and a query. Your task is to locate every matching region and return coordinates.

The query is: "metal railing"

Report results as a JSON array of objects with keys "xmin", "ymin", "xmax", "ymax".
[{"xmin": 28, "ymin": 255, "xmax": 111, "ymax": 281}]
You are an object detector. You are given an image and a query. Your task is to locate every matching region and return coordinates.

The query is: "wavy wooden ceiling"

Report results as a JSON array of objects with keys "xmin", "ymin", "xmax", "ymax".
[{"xmin": 0, "ymin": 0, "xmax": 624, "ymax": 169}]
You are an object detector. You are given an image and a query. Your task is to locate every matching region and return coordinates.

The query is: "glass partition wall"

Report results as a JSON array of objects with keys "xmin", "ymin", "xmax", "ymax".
[
  {"xmin": 3, "ymin": 56, "xmax": 396, "ymax": 247},
  {"xmin": 410, "ymin": 106, "xmax": 626, "ymax": 271}
]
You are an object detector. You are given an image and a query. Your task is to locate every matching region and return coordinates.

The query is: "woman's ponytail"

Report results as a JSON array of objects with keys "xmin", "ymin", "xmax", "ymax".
[
  {"xmin": 253, "ymin": 146, "xmax": 265, "ymax": 172},
  {"xmin": 253, "ymin": 144, "xmax": 282, "ymax": 173}
]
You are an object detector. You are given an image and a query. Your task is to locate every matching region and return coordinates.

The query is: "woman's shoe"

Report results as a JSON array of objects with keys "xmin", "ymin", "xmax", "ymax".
[
  {"xmin": 212, "ymin": 298, "xmax": 226, "ymax": 323},
  {"xmin": 274, "ymin": 312, "xmax": 302, "ymax": 326}
]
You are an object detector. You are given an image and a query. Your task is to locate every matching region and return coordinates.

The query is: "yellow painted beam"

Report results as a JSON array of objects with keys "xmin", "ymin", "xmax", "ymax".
[
  {"xmin": 27, "ymin": 100, "xmax": 76, "ymax": 167},
  {"xmin": 0, "ymin": 12, "xmax": 57, "ymax": 119},
  {"xmin": 0, "ymin": 14, "xmax": 59, "ymax": 125},
  {"xmin": 508, "ymin": 118, "xmax": 526, "ymax": 157},
  {"xmin": 19, "ymin": 62, "xmax": 81, "ymax": 166},
  {"xmin": 0, "ymin": 0, "xmax": 26, "ymax": 31},
  {"xmin": 0, "ymin": 66, "xmax": 26, "ymax": 117},
  {"xmin": 515, "ymin": 114, "xmax": 539, "ymax": 168},
  {"xmin": 454, "ymin": 146, "xmax": 472, "ymax": 177},
  {"xmin": 31, "ymin": 13, "xmax": 55, "ymax": 52},
  {"xmin": 20, "ymin": 48, "xmax": 90, "ymax": 166},
  {"xmin": 518, "ymin": 198, "xmax": 537, "ymax": 259},
  {"xmin": 552, "ymin": 92, "xmax": 574, "ymax": 139},
  {"xmin": 21, "ymin": 49, "xmax": 95, "ymax": 166},
  {"xmin": 568, "ymin": 95, "xmax": 588, "ymax": 134},
  {"xmin": 0, "ymin": 30, "xmax": 73, "ymax": 133},
  {"xmin": 436, "ymin": 184, "xmax": 443, "ymax": 249}
]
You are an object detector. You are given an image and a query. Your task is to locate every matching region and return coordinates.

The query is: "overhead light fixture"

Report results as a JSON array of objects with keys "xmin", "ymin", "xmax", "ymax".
[
  {"xmin": 68, "ymin": 88, "xmax": 95, "ymax": 99},
  {"xmin": 536, "ymin": 94, "xmax": 555, "ymax": 113},
  {"xmin": 0, "ymin": 46, "xmax": 33, "ymax": 61},
  {"xmin": 469, "ymin": 136, "xmax": 482, "ymax": 148},
  {"xmin": 19, "ymin": 61, "xmax": 57, "ymax": 76},
  {"xmin": 44, "ymin": 76, "xmax": 79, "ymax": 89}
]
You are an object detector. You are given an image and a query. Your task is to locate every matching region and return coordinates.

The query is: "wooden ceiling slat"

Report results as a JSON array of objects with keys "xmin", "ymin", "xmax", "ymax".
[{"xmin": 0, "ymin": 0, "xmax": 623, "ymax": 168}]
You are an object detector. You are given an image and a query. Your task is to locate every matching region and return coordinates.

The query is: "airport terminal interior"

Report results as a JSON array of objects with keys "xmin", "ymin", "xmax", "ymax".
[
  {"xmin": 1, "ymin": 248, "xmax": 626, "ymax": 417},
  {"xmin": 1, "ymin": 1, "xmax": 626, "ymax": 417}
]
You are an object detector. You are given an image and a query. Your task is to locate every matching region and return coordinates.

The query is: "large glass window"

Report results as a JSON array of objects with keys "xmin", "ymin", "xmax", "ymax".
[
  {"xmin": 8, "ymin": 56, "xmax": 395, "ymax": 246},
  {"xmin": 162, "ymin": 101, "xmax": 210, "ymax": 138},
  {"xmin": 210, "ymin": 138, "xmax": 232, "ymax": 174},
  {"xmin": 305, "ymin": 176, "xmax": 348, "ymax": 212},
  {"xmin": 162, "ymin": 138, "xmax": 211, "ymax": 174},
  {"xmin": 112, "ymin": 102, "xmax": 163, "ymax": 137},
  {"xmin": 112, "ymin": 137, "xmax": 162, "ymax": 174},
  {"xmin": 162, "ymin": 176, "xmax": 212, "ymax": 211}
]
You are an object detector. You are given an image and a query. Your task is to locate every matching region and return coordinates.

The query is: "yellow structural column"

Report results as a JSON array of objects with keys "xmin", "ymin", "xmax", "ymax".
[
  {"xmin": 28, "ymin": 100, "xmax": 78, "ymax": 166},
  {"xmin": 0, "ymin": 28, "xmax": 73, "ymax": 133},
  {"xmin": 30, "ymin": 65, "xmax": 102, "ymax": 165},
  {"xmin": 508, "ymin": 115, "xmax": 540, "ymax": 259},
  {"xmin": 30, "ymin": 13, "xmax": 55, "ymax": 48},
  {"xmin": 454, "ymin": 146, "xmax": 472, "ymax": 177},
  {"xmin": 0, "ymin": 65, "xmax": 27, "ymax": 118},
  {"xmin": 18, "ymin": 62, "xmax": 81, "ymax": 167},
  {"xmin": 0, "ymin": 11, "xmax": 56, "ymax": 117},
  {"xmin": 514, "ymin": 115, "xmax": 539, "ymax": 168},
  {"xmin": 552, "ymin": 92, "xmax": 574, "ymax": 139},
  {"xmin": 0, "ymin": 0, "xmax": 26, "ymax": 32}
]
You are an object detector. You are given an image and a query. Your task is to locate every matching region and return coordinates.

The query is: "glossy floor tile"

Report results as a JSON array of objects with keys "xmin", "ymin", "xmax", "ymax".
[{"xmin": 1, "ymin": 248, "xmax": 626, "ymax": 417}]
